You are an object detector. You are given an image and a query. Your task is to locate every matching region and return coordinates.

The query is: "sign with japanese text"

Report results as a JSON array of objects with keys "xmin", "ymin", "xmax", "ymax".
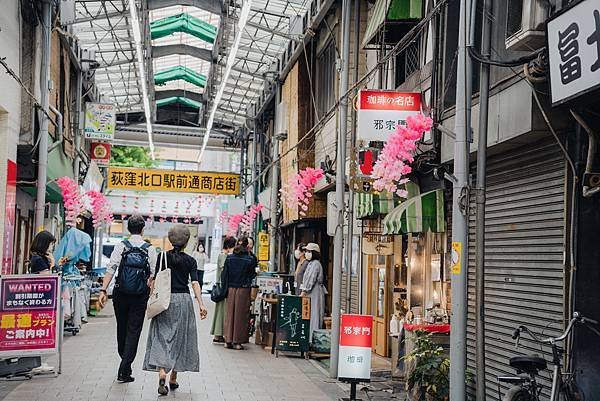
[
  {"xmin": 2, "ymin": 161, "xmax": 16, "ymax": 274},
  {"xmin": 90, "ymin": 142, "xmax": 111, "ymax": 167},
  {"xmin": 547, "ymin": 0, "xmax": 600, "ymax": 105},
  {"xmin": 357, "ymin": 91, "xmax": 421, "ymax": 142},
  {"xmin": 258, "ymin": 232, "xmax": 269, "ymax": 262},
  {"xmin": 338, "ymin": 314, "xmax": 372, "ymax": 380},
  {"xmin": 84, "ymin": 103, "xmax": 116, "ymax": 140},
  {"xmin": 107, "ymin": 167, "xmax": 240, "ymax": 195},
  {"xmin": 0, "ymin": 275, "xmax": 60, "ymax": 357},
  {"xmin": 276, "ymin": 295, "xmax": 310, "ymax": 353}
]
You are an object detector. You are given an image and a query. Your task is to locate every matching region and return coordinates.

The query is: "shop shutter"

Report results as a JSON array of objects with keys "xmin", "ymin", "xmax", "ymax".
[{"xmin": 466, "ymin": 138, "xmax": 566, "ymax": 400}]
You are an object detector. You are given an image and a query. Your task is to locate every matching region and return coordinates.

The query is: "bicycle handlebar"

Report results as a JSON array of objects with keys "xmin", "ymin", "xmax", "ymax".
[{"xmin": 512, "ymin": 312, "xmax": 597, "ymax": 345}]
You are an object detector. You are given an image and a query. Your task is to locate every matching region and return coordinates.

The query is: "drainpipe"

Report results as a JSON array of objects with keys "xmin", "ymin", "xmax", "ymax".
[
  {"xmin": 475, "ymin": 0, "xmax": 493, "ymax": 399},
  {"xmin": 330, "ymin": 0, "xmax": 352, "ymax": 379},
  {"xmin": 570, "ymin": 110, "xmax": 600, "ymax": 198},
  {"xmin": 35, "ymin": 0, "xmax": 52, "ymax": 232},
  {"xmin": 48, "ymin": 105, "xmax": 63, "ymax": 153},
  {"xmin": 74, "ymin": 68, "xmax": 83, "ymax": 182},
  {"xmin": 344, "ymin": 0, "xmax": 360, "ymax": 314}
]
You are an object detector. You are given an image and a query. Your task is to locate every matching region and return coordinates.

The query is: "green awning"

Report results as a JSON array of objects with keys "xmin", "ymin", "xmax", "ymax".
[
  {"xmin": 382, "ymin": 189, "xmax": 445, "ymax": 234},
  {"xmin": 362, "ymin": 0, "xmax": 423, "ymax": 48},
  {"xmin": 150, "ymin": 13, "xmax": 218, "ymax": 43},
  {"xmin": 154, "ymin": 66, "xmax": 207, "ymax": 89},
  {"xmin": 156, "ymin": 96, "xmax": 203, "ymax": 109},
  {"xmin": 355, "ymin": 182, "xmax": 419, "ymax": 219}
]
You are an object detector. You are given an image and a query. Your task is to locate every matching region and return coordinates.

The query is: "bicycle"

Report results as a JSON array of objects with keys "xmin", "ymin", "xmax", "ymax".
[{"xmin": 498, "ymin": 312, "xmax": 600, "ymax": 401}]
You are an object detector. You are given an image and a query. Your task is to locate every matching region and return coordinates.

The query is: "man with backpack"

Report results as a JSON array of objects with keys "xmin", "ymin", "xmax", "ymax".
[{"xmin": 99, "ymin": 215, "xmax": 157, "ymax": 383}]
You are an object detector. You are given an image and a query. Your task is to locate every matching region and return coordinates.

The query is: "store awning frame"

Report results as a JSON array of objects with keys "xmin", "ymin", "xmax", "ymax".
[
  {"xmin": 382, "ymin": 188, "xmax": 445, "ymax": 234},
  {"xmin": 362, "ymin": 0, "xmax": 423, "ymax": 48}
]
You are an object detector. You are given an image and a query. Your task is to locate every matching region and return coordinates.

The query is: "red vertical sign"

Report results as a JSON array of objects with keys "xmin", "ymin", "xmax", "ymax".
[{"xmin": 2, "ymin": 161, "xmax": 17, "ymax": 274}]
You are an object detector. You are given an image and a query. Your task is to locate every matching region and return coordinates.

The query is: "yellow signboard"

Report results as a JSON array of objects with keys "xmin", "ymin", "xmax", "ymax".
[
  {"xmin": 451, "ymin": 241, "xmax": 462, "ymax": 275},
  {"xmin": 107, "ymin": 167, "xmax": 240, "ymax": 195},
  {"xmin": 258, "ymin": 232, "xmax": 269, "ymax": 262}
]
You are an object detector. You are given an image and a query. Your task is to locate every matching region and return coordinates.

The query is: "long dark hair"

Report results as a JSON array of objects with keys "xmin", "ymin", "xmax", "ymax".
[
  {"xmin": 234, "ymin": 237, "xmax": 250, "ymax": 255},
  {"xmin": 31, "ymin": 231, "xmax": 56, "ymax": 257}
]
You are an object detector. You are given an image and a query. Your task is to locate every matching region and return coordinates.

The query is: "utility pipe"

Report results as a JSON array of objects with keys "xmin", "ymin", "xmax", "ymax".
[
  {"xmin": 330, "ymin": 0, "xmax": 352, "ymax": 379},
  {"xmin": 74, "ymin": 68, "xmax": 83, "ymax": 181},
  {"xmin": 35, "ymin": 0, "xmax": 52, "ymax": 232},
  {"xmin": 268, "ymin": 84, "xmax": 284, "ymax": 272},
  {"xmin": 344, "ymin": 0, "xmax": 360, "ymax": 313},
  {"xmin": 449, "ymin": 0, "xmax": 471, "ymax": 399},
  {"xmin": 475, "ymin": 0, "xmax": 493, "ymax": 398},
  {"xmin": 48, "ymin": 105, "xmax": 63, "ymax": 153},
  {"xmin": 570, "ymin": 110, "xmax": 600, "ymax": 198}
]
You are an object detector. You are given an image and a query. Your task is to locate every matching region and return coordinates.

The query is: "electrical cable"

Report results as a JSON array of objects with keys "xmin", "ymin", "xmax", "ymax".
[{"xmin": 468, "ymin": 45, "xmax": 543, "ymax": 67}]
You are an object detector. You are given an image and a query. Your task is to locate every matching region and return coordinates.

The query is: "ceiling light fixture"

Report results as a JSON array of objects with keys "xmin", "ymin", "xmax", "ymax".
[
  {"xmin": 129, "ymin": 0, "xmax": 155, "ymax": 159},
  {"xmin": 197, "ymin": 0, "xmax": 252, "ymax": 167}
]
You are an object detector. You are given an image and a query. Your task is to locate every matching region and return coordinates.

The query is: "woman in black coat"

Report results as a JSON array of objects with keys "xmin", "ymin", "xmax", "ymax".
[{"xmin": 222, "ymin": 237, "xmax": 257, "ymax": 350}]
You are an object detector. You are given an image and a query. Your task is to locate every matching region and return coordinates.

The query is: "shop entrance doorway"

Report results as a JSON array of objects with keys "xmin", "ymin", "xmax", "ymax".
[{"xmin": 366, "ymin": 254, "xmax": 392, "ymax": 356}]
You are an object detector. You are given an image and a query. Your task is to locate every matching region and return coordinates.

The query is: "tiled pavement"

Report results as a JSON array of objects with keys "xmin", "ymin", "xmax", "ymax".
[{"xmin": 0, "ymin": 297, "xmax": 348, "ymax": 401}]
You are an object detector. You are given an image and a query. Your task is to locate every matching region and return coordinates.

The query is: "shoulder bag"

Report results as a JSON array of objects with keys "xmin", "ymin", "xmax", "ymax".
[
  {"xmin": 146, "ymin": 251, "xmax": 171, "ymax": 319},
  {"xmin": 211, "ymin": 259, "xmax": 228, "ymax": 303}
]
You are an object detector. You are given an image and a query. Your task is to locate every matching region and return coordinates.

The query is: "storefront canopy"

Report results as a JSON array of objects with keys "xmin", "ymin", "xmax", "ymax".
[
  {"xmin": 362, "ymin": 0, "xmax": 423, "ymax": 48},
  {"xmin": 355, "ymin": 192, "xmax": 395, "ymax": 219},
  {"xmin": 382, "ymin": 188, "xmax": 445, "ymax": 234}
]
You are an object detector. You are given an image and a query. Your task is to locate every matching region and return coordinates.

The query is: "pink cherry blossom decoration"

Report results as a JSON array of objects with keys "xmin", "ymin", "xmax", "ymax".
[{"xmin": 280, "ymin": 167, "xmax": 324, "ymax": 216}]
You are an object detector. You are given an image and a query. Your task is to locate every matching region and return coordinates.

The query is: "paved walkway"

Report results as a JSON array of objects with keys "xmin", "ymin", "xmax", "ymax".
[{"xmin": 1, "ymin": 296, "xmax": 346, "ymax": 401}]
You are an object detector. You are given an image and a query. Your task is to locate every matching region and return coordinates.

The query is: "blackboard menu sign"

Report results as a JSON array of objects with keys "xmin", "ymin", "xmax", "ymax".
[{"xmin": 276, "ymin": 295, "xmax": 310, "ymax": 353}]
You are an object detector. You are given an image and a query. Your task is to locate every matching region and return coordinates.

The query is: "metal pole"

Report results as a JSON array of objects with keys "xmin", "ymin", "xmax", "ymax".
[
  {"xmin": 35, "ymin": 0, "xmax": 52, "ymax": 231},
  {"xmin": 269, "ymin": 85, "xmax": 283, "ymax": 272},
  {"xmin": 345, "ymin": 0, "xmax": 360, "ymax": 313},
  {"xmin": 252, "ymin": 119, "xmax": 260, "ymax": 237},
  {"xmin": 73, "ymin": 68, "xmax": 83, "ymax": 181},
  {"xmin": 450, "ymin": 0, "xmax": 471, "ymax": 399},
  {"xmin": 330, "ymin": 0, "xmax": 352, "ymax": 379},
  {"xmin": 475, "ymin": 0, "xmax": 492, "ymax": 399}
]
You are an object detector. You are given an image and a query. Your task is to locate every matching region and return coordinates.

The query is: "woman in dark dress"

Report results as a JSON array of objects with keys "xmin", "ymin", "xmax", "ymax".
[
  {"xmin": 143, "ymin": 225, "xmax": 208, "ymax": 396},
  {"xmin": 29, "ymin": 231, "xmax": 68, "ymax": 274},
  {"xmin": 222, "ymin": 237, "xmax": 257, "ymax": 350}
]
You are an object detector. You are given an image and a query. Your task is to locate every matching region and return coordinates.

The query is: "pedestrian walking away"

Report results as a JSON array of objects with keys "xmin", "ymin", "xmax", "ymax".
[
  {"xmin": 191, "ymin": 241, "xmax": 209, "ymax": 289},
  {"xmin": 99, "ymin": 215, "xmax": 157, "ymax": 383},
  {"xmin": 300, "ymin": 242, "xmax": 327, "ymax": 343},
  {"xmin": 211, "ymin": 236, "xmax": 237, "ymax": 343},
  {"xmin": 143, "ymin": 225, "xmax": 208, "ymax": 396},
  {"xmin": 222, "ymin": 237, "xmax": 257, "ymax": 350}
]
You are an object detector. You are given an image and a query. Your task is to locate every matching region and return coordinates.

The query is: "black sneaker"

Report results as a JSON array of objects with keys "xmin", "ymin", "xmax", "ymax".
[{"xmin": 117, "ymin": 374, "xmax": 135, "ymax": 383}]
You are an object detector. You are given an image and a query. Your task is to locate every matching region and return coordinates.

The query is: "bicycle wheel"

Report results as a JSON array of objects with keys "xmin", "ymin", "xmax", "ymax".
[{"xmin": 502, "ymin": 386, "xmax": 534, "ymax": 401}]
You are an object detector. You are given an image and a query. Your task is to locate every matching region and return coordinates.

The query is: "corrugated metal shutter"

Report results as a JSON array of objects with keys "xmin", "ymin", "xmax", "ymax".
[{"xmin": 466, "ymin": 139, "xmax": 566, "ymax": 400}]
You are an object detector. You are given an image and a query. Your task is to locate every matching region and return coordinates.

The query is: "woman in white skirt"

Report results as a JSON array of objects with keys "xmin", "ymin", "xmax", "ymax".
[{"xmin": 143, "ymin": 225, "xmax": 208, "ymax": 395}]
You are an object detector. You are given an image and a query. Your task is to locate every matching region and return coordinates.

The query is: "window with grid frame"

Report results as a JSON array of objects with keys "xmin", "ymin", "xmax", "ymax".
[
  {"xmin": 316, "ymin": 40, "xmax": 337, "ymax": 117},
  {"xmin": 395, "ymin": 40, "xmax": 421, "ymax": 87}
]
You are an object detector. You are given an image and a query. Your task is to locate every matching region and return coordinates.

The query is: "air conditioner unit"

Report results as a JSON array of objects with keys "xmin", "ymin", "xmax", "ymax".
[{"xmin": 505, "ymin": 0, "xmax": 550, "ymax": 51}]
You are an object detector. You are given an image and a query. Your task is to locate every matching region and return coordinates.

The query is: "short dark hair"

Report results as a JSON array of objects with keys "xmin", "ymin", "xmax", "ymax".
[
  {"xmin": 31, "ymin": 231, "xmax": 56, "ymax": 255},
  {"xmin": 223, "ymin": 236, "xmax": 237, "ymax": 250},
  {"xmin": 127, "ymin": 215, "xmax": 145, "ymax": 234},
  {"xmin": 296, "ymin": 242, "xmax": 307, "ymax": 251},
  {"xmin": 234, "ymin": 237, "xmax": 250, "ymax": 255}
]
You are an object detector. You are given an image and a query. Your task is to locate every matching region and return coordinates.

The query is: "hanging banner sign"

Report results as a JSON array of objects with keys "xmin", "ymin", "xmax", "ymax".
[
  {"xmin": 338, "ymin": 314, "xmax": 373, "ymax": 381},
  {"xmin": 107, "ymin": 167, "xmax": 240, "ymax": 195},
  {"xmin": 0, "ymin": 275, "xmax": 61, "ymax": 357},
  {"xmin": 84, "ymin": 103, "xmax": 116, "ymax": 140},
  {"xmin": 547, "ymin": 0, "xmax": 600, "ymax": 105},
  {"xmin": 357, "ymin": 91, "xmax": 421, "ymax": 142},
  {"xmin": 2, "ymin": 161, "xmax": 17, "ymax": 274},
  {"xmin": 90, "ymin": 142, "xmax": 111, "ymax": 167}
]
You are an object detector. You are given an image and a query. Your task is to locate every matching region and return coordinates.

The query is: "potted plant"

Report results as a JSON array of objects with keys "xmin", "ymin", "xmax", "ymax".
[{"xmin": 403, "ymin": 330, "xmax": 450, "ymax": 401}]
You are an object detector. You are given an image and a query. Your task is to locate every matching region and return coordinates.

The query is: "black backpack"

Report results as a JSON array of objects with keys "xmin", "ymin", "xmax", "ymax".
[{"xmin": 115, "ymin": 241, "xmax": 151, "ymax": 295}]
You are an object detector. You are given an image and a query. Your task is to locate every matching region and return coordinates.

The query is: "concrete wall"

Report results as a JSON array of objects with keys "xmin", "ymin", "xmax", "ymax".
[{"xmin": 0, "ymin": 0, "xmax": 23, "ymax": 264}]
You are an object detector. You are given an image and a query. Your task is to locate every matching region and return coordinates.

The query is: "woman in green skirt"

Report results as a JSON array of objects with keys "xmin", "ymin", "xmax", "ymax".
[{"xmin": 211, "ymin": 236, "xmax": 237, "ymax": 342}]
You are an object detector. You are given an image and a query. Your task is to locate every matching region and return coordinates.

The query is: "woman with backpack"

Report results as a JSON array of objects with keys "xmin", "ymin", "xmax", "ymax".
[
  {"xmin": 222, "ymin": 237, "xmax": 257, "ymax": 350},
  {"xmin": 143, "ymin": 225, "xmax": 208, "ymax": 396}
]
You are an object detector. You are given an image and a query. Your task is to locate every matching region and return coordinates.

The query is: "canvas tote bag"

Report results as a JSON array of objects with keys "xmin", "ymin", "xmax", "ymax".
[{"xmin": 146, "ymin": 252, "xmax": 171, "ymax": 319}]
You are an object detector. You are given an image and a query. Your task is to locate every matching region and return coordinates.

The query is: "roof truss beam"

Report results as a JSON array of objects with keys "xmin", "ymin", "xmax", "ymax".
[
  {"xmin": 147, "ymin": 0, "xmax": 223, "ymax": 16},
  {"xmin": 155, "ymin": 89, "xmax": 204, "ymax": 104}
]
